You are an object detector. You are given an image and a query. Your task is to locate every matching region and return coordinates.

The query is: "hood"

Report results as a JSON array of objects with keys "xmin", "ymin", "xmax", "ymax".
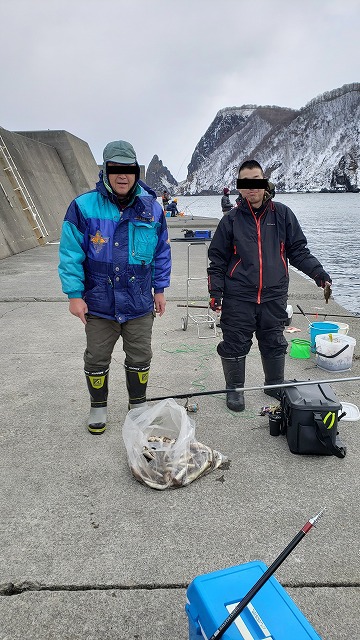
[
  {"xmin": 96, "ymin": 172, "xmax": 158, "ymax": 206},
  {"xmin": 263, "ymin": 180, "xmax": 276, "ymax": 202}
]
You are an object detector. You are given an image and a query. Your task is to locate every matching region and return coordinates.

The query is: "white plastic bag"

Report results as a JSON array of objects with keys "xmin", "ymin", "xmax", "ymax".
[{"xmin": 122, "ymin": 398, "xmax": 228, "ymax": 490}]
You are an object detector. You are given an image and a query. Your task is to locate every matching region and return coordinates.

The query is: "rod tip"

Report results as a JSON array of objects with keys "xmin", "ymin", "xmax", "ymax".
[{"xmin": 310, "ymin": 507, "xmax": 326, "ymax": 527}]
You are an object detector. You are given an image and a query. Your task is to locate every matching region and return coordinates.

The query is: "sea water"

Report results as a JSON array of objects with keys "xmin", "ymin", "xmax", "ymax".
[{"xmin": 169, "ymin": 193, "xmax": 360, "ymax": 315}]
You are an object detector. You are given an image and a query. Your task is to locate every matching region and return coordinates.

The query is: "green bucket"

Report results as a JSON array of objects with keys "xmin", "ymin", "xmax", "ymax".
[{"xmin": 289, "ymin": 339, "xmax": 311, "ymax": 359}]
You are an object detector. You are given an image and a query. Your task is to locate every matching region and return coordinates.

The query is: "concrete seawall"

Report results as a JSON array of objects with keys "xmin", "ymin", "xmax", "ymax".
[
  {"xmin": 0, "ymin": 123, "xmax": 215, "ymax": 262},
  {"xmin": 0, "ymin": 238, "xmax": 359, "ymax": 639},
  {"xmin": 0, "ymin": 127, "xmax": 99, "ymax": 259}
]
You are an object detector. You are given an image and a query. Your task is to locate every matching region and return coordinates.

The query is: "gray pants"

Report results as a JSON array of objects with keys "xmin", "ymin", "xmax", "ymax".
[{"xmin": 84, "ymin": 312, "xmax": 155, "ymax": 372}]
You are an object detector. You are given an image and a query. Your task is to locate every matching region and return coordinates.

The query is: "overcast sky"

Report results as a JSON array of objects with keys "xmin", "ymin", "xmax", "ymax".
[{"xmin": 1, "ymin": 0, "xmax": 360, "ymax": 181}]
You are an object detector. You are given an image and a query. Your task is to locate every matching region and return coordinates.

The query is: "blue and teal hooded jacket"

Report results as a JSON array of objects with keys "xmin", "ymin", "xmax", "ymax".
[{"xmin": 58, "ymin": 175, "xmax": 171, "ymax": 323}]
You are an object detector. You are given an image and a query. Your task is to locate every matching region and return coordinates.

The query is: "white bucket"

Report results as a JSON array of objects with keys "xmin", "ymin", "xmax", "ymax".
[
  {"xmin": 315, "ymin": 333, "xmax": 356, "ymax": 371},
  {"xmin": 333, "ymin": 322, "xmax": 349, "ymax": 335},
  {"xmin": 285, "ymin": 304, "xmax": 293, "ymax": 326}
]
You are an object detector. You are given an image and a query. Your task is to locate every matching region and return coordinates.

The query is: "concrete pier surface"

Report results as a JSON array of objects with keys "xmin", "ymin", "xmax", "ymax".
[{"xmin": 1, "ymin": 217, "xmax": 359, "ymax": 640}]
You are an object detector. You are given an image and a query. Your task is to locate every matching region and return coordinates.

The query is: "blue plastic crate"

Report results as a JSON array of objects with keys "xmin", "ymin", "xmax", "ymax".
[
  {"xmin": 186, "ymin": 561, "xmax": 322, "ymax": 639},
  {"xmin": 194, "ymin": 230, "xmax": 211, "ymax": 239}
]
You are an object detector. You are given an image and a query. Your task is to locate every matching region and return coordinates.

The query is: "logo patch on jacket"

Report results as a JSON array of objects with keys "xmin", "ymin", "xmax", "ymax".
[
  {"xmin": 90, "ymin": 230, "xmax": 109, "ymax": 254},
  {"xmin": 135, "ymin": 211, "xmax": 154, "ymax": 222}
]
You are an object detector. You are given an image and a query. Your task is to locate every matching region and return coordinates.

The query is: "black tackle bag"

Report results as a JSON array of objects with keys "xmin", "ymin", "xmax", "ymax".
[{"xmin": 280, "ymin": 381, "xmax": 346, "ymax": 458}]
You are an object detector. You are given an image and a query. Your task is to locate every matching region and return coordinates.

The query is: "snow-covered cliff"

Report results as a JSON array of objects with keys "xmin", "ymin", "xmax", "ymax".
[{"xmin": 177, "ymin": 83, "xmax": 360, "ymax": 194}]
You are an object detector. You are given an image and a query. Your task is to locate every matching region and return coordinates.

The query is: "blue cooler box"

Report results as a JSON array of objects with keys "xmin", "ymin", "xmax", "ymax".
[
  {"xmin": 186, "ymin": 561, "xmax": 322, "ymax": 640},
  {"xmin": 194, "ymin": 230, "xmax": 212, "ymax": 239}
]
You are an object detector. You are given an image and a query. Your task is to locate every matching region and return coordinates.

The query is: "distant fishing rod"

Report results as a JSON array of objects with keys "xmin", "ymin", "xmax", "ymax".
[
  {"xmin": 176, "ymin": 303, "xmax": 360, "ymax": 319},
  {"xmin": 147, "ymin": 375, "xmax": 360, "ymax": 402},
  {"xmin": 293, "ymin": 310, "xmax": 360, "ymax": 319}
]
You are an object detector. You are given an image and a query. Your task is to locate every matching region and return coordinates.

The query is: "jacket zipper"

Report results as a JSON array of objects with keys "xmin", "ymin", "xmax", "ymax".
[
  {"xmin": 248, "ymin": 201, "xmax": 269, "ymax": 304},
  {"xmin": 280, "ymin": 242, "xmax": 288, "ymax": 275}
]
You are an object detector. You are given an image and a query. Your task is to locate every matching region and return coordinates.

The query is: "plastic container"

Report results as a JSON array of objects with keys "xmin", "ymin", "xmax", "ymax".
[
  {"xmin": 269, "ymin": 413, "xmax": 282, "ymax": 436},
  {"xmin": 315, "ymin": 333, "xmax": 356, "ymax": 371},
  {"xmin": 309, "ymin": 321, "xmax": 339, "ymax": 352},
  {"xmin": 194, "ymin": 230, "xmax": 211, "ymax": 239},
  {"xmin": 186, "ymin": 561, "xmax": 322, "ymax": 639},
  {"xmin": 340, "ymin": 402, "xmax": 360, "ymax": 421},
  {"xmin": 333, "ymin": 322, "xmax": 349, "ymax": 335},
  {"xmin": 285, "ymin": 304, "xmax": 293, "ymax": 326},
  {"xmin": 289, "ymin": 339, "xmax": 311, "ymax": 359}
]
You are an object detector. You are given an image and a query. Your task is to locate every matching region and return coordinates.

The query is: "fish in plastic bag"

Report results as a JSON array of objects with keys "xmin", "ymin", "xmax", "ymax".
[{"xmin": 122, "ymin": 398, "xmax": 229, "ymax": 490}]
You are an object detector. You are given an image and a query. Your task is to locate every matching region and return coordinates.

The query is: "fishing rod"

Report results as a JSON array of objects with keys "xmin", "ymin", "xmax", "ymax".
[
  {"xmin": 176, "ymin": 303, "xmax": 360, "ymax": 319},
  {"xmin": 293, "ymin": 311, "xmax": 360, "ymax": 319},
  {"xmin": 209, "ymin": 509, "xmax": 325, "ymax": 640},
  {"xmin": 177, "ymin": 303, "xmax": 212, "ymax": 309},
  {"xmin": 147, "ymin": 375, "xmax": 360, "ymax": 402}
]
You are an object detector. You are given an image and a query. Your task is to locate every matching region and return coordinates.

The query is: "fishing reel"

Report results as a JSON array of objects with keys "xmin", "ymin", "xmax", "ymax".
[{"xmin": 185, "ymin": 399, "xmax": 198, "ymax": 413}]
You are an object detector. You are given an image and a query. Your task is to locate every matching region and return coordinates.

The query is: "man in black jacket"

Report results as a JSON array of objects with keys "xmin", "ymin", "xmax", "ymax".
[
  {"xmin": 221, "ymin": 187, "xmax": 233, "ymax": 214},
  {"xmin": 208, "ymin": 160, "xmax": 332, "ymax": 412}
]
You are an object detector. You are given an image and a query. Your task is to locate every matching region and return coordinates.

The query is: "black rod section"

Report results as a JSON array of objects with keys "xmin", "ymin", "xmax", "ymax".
[{"xmin": 147, "ymin": 376, "xmax": 360, "ymax": 402}]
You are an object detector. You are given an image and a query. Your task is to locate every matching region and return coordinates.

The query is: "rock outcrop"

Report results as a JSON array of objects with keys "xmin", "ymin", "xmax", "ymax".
[{"xmin": 145, "ymin": 155, "xmax": 178, "ymax": 195}]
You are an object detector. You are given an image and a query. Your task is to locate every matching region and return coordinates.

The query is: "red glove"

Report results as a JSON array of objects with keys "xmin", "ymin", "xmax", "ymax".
[{"xmin": 209, "ymin": 297, "xmax": 222, "ymax": 312}]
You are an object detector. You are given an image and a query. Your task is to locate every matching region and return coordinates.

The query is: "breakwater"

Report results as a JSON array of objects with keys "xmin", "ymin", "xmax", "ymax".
[{"xmin": 0, "ymin": 127, "xmax": 99, "ymax": 259}]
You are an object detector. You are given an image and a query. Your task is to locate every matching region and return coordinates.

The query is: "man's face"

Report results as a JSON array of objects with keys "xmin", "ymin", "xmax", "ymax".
[
  {"xmin": 108, "ymin": 162, "xmax": 136, "ymax": 196},
  {"xmin": 238, "ymin": 167, "xmax": 265, "ymax": 208}
]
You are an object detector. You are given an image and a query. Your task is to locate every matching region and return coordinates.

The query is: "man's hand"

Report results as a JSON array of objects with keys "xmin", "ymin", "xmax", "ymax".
[
  {"xmin": 154, "ymin": 292, "xmax": 166, "ymax": 316},
  {"xmin": 209, "ymin": 297, "xmax": 222, "ymax": 312},
  {"xmin": 313, "ymin": 270, "xmax": 332, "ymax": 288},
  {"xmin": 69, "ymin": 298, "xmax": 88, "ymax": 324}
]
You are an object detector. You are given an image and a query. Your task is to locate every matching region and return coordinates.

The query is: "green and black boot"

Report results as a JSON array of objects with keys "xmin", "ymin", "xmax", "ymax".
[
  {"xmin": 124, "ymin": 363, "xmax": 150, "ymax": 410},
  {"xmin": 85, "ymin": 368, "xmax": 109, "ymax": 434},
  {"xmin": 261, "ymin": 355, "xmax": 286, "ymax": 399},
  {"xmin": 221, "ymin": 356, "xmax": 246, "ymax": 412}
]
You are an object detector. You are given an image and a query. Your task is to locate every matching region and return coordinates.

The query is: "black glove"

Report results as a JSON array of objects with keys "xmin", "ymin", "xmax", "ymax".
[
  {"xmin": 313, "ymin": 270, "xmax": 332, "ymax": 288},
  {"xmin": 209, "ymin": 297, "xmax": 222, "ymax": 312}
]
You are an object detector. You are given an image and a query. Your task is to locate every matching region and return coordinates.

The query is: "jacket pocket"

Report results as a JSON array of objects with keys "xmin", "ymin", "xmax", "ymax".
[
  {"xmin": 129, "ymin": 221, "xmax": 159, "ymax": 264},
  {"xmin": 229, "ymin": 258, "xmax": 242, "ymax": 277},
  {"xmin": 84, "ymin": 278, "xmax": 114, "ymax": 315},
  {"xmin": 127, "ymin": 267, "xmax": 153, "ymax": 313}
]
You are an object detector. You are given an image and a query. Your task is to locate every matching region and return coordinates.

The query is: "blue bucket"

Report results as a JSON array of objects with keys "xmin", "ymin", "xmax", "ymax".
[{"xmin": 309, "ymin": 321, "xmax": 339, "ymax": 352}]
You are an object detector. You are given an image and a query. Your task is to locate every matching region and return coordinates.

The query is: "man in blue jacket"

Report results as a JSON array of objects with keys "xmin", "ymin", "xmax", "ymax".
[
  {"xmin": 208, "ymin": 160, "xmax": 332, "ymax": 412},
  {"xmin": 59, "ymin": 140, "xmax": 171, "ymax": 434},
  {"xmin": 166, "ymin": 198, "xmax": 179, "ymax": 217}
]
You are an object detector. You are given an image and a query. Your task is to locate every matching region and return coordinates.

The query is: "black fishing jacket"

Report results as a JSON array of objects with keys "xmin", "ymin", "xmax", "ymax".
[
  {"xmin": 221, "ymin": 194, "xmax": 233, "ymax": 212},
  {"xmin": 208, "ymin": 198, "xmax": 324, "ymax": 304}
]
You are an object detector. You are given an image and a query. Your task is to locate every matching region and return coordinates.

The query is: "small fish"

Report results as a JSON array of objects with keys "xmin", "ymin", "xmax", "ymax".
[
  {"xmin": 324, "ymin": 282, "xmax": 332, "ymax": 304},
  {"xmin": 131, "ymin": 437, "xmax": 228, "ymax": 490}
]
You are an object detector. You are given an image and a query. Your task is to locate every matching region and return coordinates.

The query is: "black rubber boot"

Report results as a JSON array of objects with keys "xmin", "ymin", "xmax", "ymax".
[
  {"xmin": 221, "ymin": 356, "xmax": 246, "ymax": 412},
  {"xmin": 261, "ymin": 355, "xmax": 285, "ymax": 399},
  {"xmin": 124, "ymin": 363, "xmax": 150, "ymax": 409},
  {"xmin": 85, "ymin": 368, "xmax": 109, "ymax": 434}
]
